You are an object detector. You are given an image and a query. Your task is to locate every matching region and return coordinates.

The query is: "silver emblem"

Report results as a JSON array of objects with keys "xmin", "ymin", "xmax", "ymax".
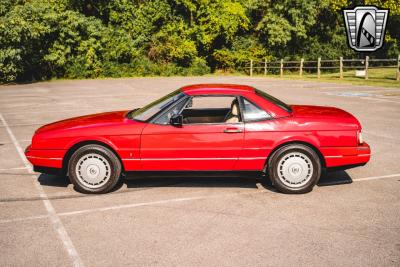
[{"xmin": 343, "ymin": 6, "xmax": 389, "ymax": 52}]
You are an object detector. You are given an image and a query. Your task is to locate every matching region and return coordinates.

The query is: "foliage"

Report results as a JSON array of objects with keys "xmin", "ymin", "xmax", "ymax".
[
  {"xmin": 213, "ymin": 36, "xmax": 267, "ymax": 70},
  {"xmin": 0, "ymin": 0, "xmax": 399, "ymax": 83}
]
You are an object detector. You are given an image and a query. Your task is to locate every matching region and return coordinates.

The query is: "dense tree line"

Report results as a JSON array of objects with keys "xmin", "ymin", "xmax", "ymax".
[{"xmin": 0, "ymin": 0, "xmax": 399, "ymax": 82}]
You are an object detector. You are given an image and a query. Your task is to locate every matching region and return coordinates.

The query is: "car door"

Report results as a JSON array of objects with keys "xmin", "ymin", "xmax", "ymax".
[{"xmin": 139, "ymin": 95, "xmax": 244, "ymax": 171}]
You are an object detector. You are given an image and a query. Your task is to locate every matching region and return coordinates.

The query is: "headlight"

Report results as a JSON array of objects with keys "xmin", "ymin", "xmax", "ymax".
[{"xmin": 358, "ymin": 131, "xmax": 363, "ymax": 144}]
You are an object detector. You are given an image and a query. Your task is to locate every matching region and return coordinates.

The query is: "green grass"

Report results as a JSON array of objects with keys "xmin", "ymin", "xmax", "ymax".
[{"xmin": 250, "ymin": 68, "xmax": 400, "ymax": 88}]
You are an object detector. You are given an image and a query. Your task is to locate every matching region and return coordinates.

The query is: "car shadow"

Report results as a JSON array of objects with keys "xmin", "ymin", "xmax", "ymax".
[
  {"xmin": 37, "ymin": 173, "xmax": 274, "ymax": 192},
  {"xmin": 38, "ymin": 173, "xmax": 70, "ymax": 187},
  {"xmin": 318, "ymin": 170, "xmax": 353, "ymax": 186},
  {"xmin": 125, "ymin": 176, "xmax": 264, "ymax": 189},
  {"xmin": 37, "ymin": 170, "xmax": 352, "ymax": 193}
]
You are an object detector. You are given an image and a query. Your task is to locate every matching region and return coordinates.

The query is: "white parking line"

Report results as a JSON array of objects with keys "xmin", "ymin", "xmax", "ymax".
[
  {"xmin": 0, "ymin": 166, "xmax": 28, "ymax": 171},
  {"xmin": 0, "ymin": 139, "xmax": 31, "ymax": 144},
  {"xmin": 0, "ymin": 171, "xmax": 399, "ymax": 225},
  {"xmin": 57, "ymin": 190, "xmax": 267, "ymax": 217},
  {"xmin": 0, "ymin": 214, "xmax": 50, "ymax": 224},
  {"xmin": 0, "ymin": 114, "xmax": 84, "ymax": 267},
  {"xmin": 0, "ymin": 190, "xmax": 267, "ymax": 224},
  {"xmin": 256, "ymin": 183, "xmax": 264, "ymax": 189},
  {"xmin": 353, "ymin": 173, "xmax": 400, "ymax": 182},
  {"xmin": 0, "ymin": 123, "xmax": 45, "ymax": 127}
]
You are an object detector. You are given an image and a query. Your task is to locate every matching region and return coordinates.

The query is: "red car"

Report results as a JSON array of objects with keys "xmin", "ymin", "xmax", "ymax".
[{"xmin": 25, "ymin": 84, "xmax": 370, "ymax": 194}]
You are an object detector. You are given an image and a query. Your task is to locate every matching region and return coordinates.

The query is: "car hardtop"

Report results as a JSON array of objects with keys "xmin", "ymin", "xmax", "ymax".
[{"xmin": 180, "ymin": 84, "xmax": 255, "ymax": 96}]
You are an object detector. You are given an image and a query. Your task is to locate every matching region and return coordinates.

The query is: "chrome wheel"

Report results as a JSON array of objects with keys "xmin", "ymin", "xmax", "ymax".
[
  {"xmin": 75, "ymin": 153, "xmax": 111, "ymax": 189},
  {"xmin": 277, "ymin": 152, "xmax": 313, "ymax": 188}
]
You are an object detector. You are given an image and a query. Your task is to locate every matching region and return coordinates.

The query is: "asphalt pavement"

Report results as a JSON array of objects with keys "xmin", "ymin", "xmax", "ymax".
[{"xmin": 0, "ymin": 76, "xmax": 399, "ymax": 266}]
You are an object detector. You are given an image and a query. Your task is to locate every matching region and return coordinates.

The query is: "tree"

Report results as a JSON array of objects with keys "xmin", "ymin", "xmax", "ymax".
[{"xmin": 0, "ymin": 0, "xmax": 399, "ymax": 82}]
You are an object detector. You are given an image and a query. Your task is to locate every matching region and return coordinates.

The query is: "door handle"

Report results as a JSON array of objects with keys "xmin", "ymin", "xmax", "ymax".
[{"xmin": 223, "ymin": 128, "xmax": 243, "ymax": 133}]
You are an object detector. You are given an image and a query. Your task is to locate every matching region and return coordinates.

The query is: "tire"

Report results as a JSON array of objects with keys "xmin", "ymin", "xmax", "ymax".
[
  {"xmin": 267, "ymin": 144, "xmax": 321, "ymax": 194},
  {"xmin": 68, "ymin": 144, "xmax": 122, "ymax": 194}
]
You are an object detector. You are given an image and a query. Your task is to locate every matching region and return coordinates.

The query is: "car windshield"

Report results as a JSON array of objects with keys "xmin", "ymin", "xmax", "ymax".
[
  {"xmin": 130, "ymin": 89, "xmax": 186, "ymax": 121},
  {"xmin": 255, "ymin": 89, "xmax": 292, "ymax": 113}
]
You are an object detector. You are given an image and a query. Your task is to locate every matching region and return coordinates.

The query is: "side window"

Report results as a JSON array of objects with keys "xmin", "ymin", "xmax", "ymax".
[
  {"xmin": 187, "ymin": 96, "xmax": 234, "ymax": 109},
  {"xmin": 182, "ymin": 96, "xmax": 241, "ymax": 124},
  {"xmin": 242, "ymin": 98, "xmax": 271, "ymax": 121},
  {"xmin": 153, "ymin": 98, "xmax": 188, "ymax": 125}
]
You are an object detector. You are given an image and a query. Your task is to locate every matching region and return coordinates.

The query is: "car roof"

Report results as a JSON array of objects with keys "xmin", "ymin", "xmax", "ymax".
[{"xmin": 180, "ymin": 84, "xmax": 255, "ymax": 95}]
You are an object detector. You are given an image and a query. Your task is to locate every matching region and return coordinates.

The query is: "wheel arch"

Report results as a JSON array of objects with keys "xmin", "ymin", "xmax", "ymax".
[
  {"xmin": 266, "ymin": 140, "xmax": 326, "ymax": 169},
  {"xmin": 62, "ymin": 140, "xmax": 124, "ymax": 176}
]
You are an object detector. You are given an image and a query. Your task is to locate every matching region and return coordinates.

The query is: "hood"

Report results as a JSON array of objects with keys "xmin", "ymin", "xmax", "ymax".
[
  {"xmin": 36, "ymin": 110, "xmax": 129, "ymax": 134},
  {"xmin": 290, "ymin": 105, "xmax": 361, "ymax": 129}
]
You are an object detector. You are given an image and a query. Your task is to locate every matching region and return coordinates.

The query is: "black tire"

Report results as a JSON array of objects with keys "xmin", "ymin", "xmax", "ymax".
[
  {"xmin": 266, "ymin": 144, "xmax": 321, "ymax": 194},
  {"xmin": 68, "ymin": 144, "xmax": 122, "ymax": 194}
]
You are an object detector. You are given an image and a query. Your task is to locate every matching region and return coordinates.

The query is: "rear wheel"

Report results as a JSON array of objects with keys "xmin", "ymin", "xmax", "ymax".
[
  {"xmin": 68, "ymin": 145, "xmax": 122, "ymax": 194},
  {"xmin": 267, "ymin": 144, "xmax": 321, "ymax": 194}
]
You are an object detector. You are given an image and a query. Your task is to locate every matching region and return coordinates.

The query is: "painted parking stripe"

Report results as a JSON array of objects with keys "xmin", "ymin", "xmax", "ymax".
[
  {"xmin": 353, "ymin": 173, "xmax": 400, "ymax": 182},
  {"xmin": 0, "ymin": 166, "xmax": 28, "ymax": 171},
  {"xmin": 0, "ymin": 190, "xmax": 267, "ymax": 224},
  {"xmin": 256, "ymin": 183, "xmax": 264, "ymax": 190},
  {"xmin": 57, "ymin": 190, "xmax": 267, "ymax": 217},
  {"xmin": 0, "ymin": 214, "xmax": 50, "ymax": 224},
  {"xmin": 0, "ymin": 123, "xmax": 45, "ymax": 127},
  {"xmin": 0, "ymin": 172, "xmax": 399, "ymax": 225},
  {"xmin": 319, "ymin": 173, "xmax": 400, "ymax": 186},
  {"xmin": 0, "ymin": 114, "xmax": 84, "ymax": 267},
  {"xmin": 0, "ymin": 139, "xmax": 31, "ymax": 144}
]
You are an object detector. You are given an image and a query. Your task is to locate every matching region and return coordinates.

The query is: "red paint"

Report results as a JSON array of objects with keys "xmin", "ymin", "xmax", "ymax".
[{"xmin": 25, "ymin": 84, "xmax": 370, "ymax": 172}]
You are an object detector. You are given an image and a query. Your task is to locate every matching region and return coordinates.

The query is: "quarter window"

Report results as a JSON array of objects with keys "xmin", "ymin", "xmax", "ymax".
[{"xmin": 242, "ymin": 98, "xmax": 271, "ymax": 121}]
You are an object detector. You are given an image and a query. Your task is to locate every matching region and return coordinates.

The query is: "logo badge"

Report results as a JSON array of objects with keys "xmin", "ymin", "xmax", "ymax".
[{"xmin": 343, "ymin": 6, "xmax": 389, "ymax": 52}]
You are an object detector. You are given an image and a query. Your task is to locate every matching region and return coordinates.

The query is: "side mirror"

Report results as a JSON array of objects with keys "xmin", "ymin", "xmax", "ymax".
[{"xmin": 170, "ymin": 114, "xmax": 183, "ymax": 127}]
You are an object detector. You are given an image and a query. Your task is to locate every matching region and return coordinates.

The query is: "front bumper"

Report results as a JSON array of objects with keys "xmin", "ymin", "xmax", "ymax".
[
  {"xmin": 321, "ymin": 142, "xmax": 371, "ymax": 168},
  {"xmin": 25, "ymin": 145, "xmax": 66, "ymax": 168}
]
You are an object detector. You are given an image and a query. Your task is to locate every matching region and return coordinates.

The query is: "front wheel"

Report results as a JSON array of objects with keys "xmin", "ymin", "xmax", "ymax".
[
  {"xmin": 267, "ymin": 144, "xmax": 321, "ymax": 194},
  {"xmin": 68, "ymin": 145, "xmax": 122, "ymax": 194}
]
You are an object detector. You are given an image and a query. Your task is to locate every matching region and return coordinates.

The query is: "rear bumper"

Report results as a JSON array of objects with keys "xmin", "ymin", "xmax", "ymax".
[
  {"xmin": 25, "ymin": 145, "xmax": 66, "ymax": 168},
  {"xmin": 321, "ymin": 142, "xmax": 371, "ymax": 168}
]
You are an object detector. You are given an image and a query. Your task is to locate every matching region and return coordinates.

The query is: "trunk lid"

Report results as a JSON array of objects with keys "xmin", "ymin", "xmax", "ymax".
[
  {"xmin": 290, "ymin": 105, "xmax": 361, "ymax": 129},
  {"xmin": 291, "ymin": 105, "xmax": 354, "ymax": 119}
]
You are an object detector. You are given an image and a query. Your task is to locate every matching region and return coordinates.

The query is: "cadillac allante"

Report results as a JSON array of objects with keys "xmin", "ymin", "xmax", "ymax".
[{"xmin": 25, "ymin": 84, "xmax": 370, "ymax": 194}]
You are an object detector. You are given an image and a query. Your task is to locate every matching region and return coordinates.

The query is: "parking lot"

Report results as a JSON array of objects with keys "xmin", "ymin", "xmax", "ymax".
[{"xmin": 0, "ymin": 76, "xmax": 399, "ymax": 266}]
